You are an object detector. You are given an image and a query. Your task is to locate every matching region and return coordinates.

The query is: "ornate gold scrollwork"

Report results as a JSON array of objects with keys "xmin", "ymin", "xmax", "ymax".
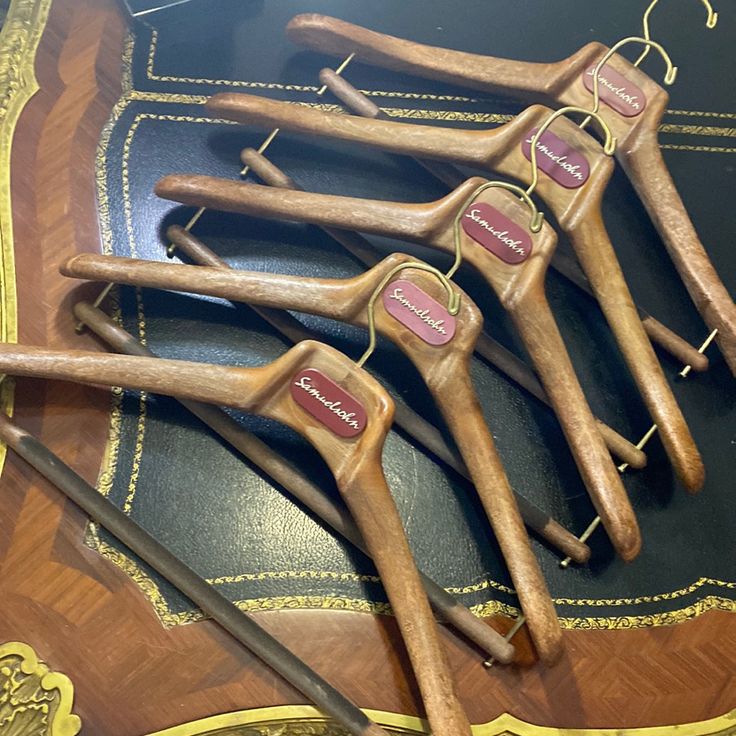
[{"xmin": 0, "ymin": 641, "xmax": 81, "ymax": 736}]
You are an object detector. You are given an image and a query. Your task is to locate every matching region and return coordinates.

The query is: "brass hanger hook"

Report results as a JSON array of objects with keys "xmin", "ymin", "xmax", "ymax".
[
  {"xmin": 448, "ymin": 180, "xmax": 544, "ymax": 281},
  {"xmin": 635, "ymin": 0, "xmax": 718, "ymax": 68},
  {"xmin": 526, "ymin": 105, "xmax": 617, "ymax": 197},
  {"xmin": 356, "ymin": 262, "xmax": 461, "ymax": 367},
  {"xmin": 588, "ymin": 37, "xmax": 678, "ymax": 120}
]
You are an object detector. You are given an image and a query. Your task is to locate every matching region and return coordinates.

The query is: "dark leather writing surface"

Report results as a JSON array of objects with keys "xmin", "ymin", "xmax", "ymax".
[{"xmin": 91, "ymin": 0, "xmax": 734, "ymax": 629}]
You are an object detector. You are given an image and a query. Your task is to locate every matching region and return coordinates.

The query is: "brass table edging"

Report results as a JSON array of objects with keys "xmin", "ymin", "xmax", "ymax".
[
  {"xmin": 143, "ymin": 704, "xmax": 736, "ymax": 736},
  {"xmin": 0, "ymin": 0, "xmax": 54, "ymax": 476}
]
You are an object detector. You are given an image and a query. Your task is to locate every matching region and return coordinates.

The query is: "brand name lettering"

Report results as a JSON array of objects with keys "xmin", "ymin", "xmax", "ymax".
[
  {"xmin": 293, "ymin": 375, "xmax": 362, "ymax": 431},
  {"xmin": 585, "ymin": 68, "xmax": 641, "ymax": 110},
  {"xmin": 389, "ymin": 287, "xmax": 447, "ymax": 335},
  {"xmin": 464, "ymin": 209, "xmax": 527, "ymax": 257},
  {"xmin": 524, "ymin": 135, "xmax": 586, "ymax": 181}
]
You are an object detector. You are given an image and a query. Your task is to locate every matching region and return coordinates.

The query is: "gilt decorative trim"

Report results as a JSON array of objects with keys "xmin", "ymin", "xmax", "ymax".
[
  {"xmin": 0, "ymin": 641, "xmax": 81, "ymax": 736},
  {"xmin": 144, "ymin": 705, "xmax": 736, "ymax": 736},
  {"xmin": 0, "ymin": 0, "xmax": 53, "ymax": 474}
]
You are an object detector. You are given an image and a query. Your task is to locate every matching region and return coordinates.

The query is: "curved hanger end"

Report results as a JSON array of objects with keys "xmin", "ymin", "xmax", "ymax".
[
  {"xmin": 448, "ymin": 292, "xmax": 461, "ymax": 316},
  {"xmin": 604, "ymin": 136, "xmax": 617, "ymax": 156},
  {"xmin": 665, "ymin": 65, "xmax": 679, "ymax": 85},
  {"xmin": 707, "ymin": 11, "xmax": 719, "ymax": 28},
  {"xmin": 531, "ymin": 212, "xmax": 545, "ymax": 233}
]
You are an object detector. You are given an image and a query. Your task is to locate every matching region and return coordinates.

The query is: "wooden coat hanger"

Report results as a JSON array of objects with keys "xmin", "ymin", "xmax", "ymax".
[
  {"xmin": 204, "ymin": 90, "xmax": 704, "ymax": 493},
  {"xmin": 73, "ymin": 299, "xmax": 516, "ymax": 664},
  {"xmin": 162, "ymin": 225, "xmax": 594, "ymax": 566},
  {"xmin": 0, "ymin": 339, "xmax": 472, "ymax": 736},
  {"xmin": 62, "ymin": 250, "xmax": 563, "ymax": 663},
  {"xmin": 230, "ymin": 153, "xmax": 645, "ymax": 475},
  {"xmin": 153, "ymin": 173, "xmax": 642, "ymax": 562},
  {"xmin": 284, "ymin": 11, "xmax": 736, "ymax": 375},
  {"xmin": 230, "ymin": 70, "xmax": 709, "ymax": 373}
]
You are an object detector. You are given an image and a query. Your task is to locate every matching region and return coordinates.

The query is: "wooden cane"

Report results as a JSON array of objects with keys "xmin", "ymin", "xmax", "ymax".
[
  {"xmin": 62, "ymin": 252, "xmax": 565, "ymax": 663},
  {"xmin": 0, "ymin": 340, "xmax": 473, "ymax": 736}
]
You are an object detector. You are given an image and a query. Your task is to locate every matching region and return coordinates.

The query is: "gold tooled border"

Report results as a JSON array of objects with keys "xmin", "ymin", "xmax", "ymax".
[
  {"xmin": 0, "ymin": 640, "xmax": 81, "ymax": 736},
  {"xmin": 0, "ymin": 0, "xmax": 52, "ymax": 474},
  {"xmin": 144, "ymin": 704, "xmax": 736, "ymax": 736},
  {"xmin": 143, "ymin": 26, "xmax": 736, "ymax": 121}
]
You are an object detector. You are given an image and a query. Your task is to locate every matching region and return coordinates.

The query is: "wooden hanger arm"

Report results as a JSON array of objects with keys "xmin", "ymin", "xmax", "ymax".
[
  {"xmin": 565, "ymin": 211, "xmax": 704, "ymax": 492},
  {"xmin": 73, "ymin": 300, "xmax": 515, "ymax": 664},
  {"xmin": 428, "ymin": 365, "xmax": 562, "ymax": 664},
  {"xmin": 166, "ymin": 226, "xmax": 591, "ymax": 565},
  {"xmin": 286, "ymin": 14, "xmax": 578, "ymax": 101},
  {"xmin": 507, "ymin": 285, "xmax": 642, "ymax": 562},
  {"xmin": 0, "ymin": 344, "xmax": 260, "ymax": 409},
  {"xmin": 156, "ymin": 175, "xmax": 436, "ymax": 245},
  {"xmin": 318, "ymin": 75, "xmax": 708, "ymax": 372},
  {"xmin": 549, "ymin": 249, "xmax": 709, "ymax": 372},
  {"xmin": 208, "ymin": 92, "xmax": 495, "ymax": 167},
  {"xmin": 61, "ymin": 253, "xmax": 363, "ymax": 324},
  {"xmin": 339, "ymin": 457, "xmax": 472, "ymax": 734},
  {"xmin": 621, "ymin": 138, "xmax": 736, "ymax": 376}
]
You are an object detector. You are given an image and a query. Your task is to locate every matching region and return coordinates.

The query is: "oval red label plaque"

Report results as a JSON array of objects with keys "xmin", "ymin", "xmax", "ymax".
[
  {"xmin": 382, "ymin": 279, "xmax": 456, "ymax": 346},
  {"xmin": 290, "ymin": 368, "xmax": 367, "ymax": 438},
  {"xmin": 521, "ymin": 128, "xmax": 590, "ymax": 189},
  {"xmin": 582, "ymin": 64, "xmax": 647, "ymax": 117},
  {"xmin": 461, "ymin": 202, "xmax": 533, "ymax": 265}
]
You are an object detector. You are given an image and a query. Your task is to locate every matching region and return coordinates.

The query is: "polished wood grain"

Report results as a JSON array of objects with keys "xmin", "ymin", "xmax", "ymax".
[
  {"xmin": 285, "ymin": 14, "xmax": 736, "ymax": 375},
  {"xmin": 0, "ymin": 338, "xmax": 472, "ymax": 736},
  {"xmin": 61, "ymin": 251, "xmax": 564, "ymax": 664},
  {"xmin": 204, "ymin": 92, "xmax": 703, "ymax": 493},
  {"xmin": 235, "ymin": 150, "xmax": 647, "ymax": 472},
  {"xmin": 72, "ymin": 299, "xmax": 518, "ymax": 665},
  {"xmin": 3, "ymin": 1, "xmax": 735, "ymax": 732},
  {"xmin": 164, "ymin": 224, "xmax": 594, "ymax": 566},
  {"xmin": 155, "ymin": 175, "xmax": 641, "ymax": 562},
  {"xmin": 315, "ymin": 65, "xmax": 708, "ymax": 375}
]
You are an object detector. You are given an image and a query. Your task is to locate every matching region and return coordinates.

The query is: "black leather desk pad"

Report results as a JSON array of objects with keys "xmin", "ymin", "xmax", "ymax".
[{"xmin": 88, "ymin": 0, "xmax": 735, "ymax": 629}]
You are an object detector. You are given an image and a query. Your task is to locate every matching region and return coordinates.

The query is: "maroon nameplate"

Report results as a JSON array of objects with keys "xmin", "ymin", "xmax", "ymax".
[
  {"xmin": 582, "ymin": 63, "xmax": 647, "ymax": 117},
  {"xmin": 461, "ymin": 202, "xmax": 533, "ymax": 265},
  {"xmin": 382, "ymin": 279, "xmax": 457, "ymax": 346},
  {"xmin": 521, "ymin": 128, "xmax": 590, "ymax": 189},
  {"xmin": 290, "ymin": 368, "xmax": 367, "ymax": 438}
]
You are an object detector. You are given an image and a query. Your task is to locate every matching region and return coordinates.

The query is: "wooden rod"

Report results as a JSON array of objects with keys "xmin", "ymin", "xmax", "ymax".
[
  {"xmin": 238, "ymin": 149, "xmax": 646, "ymax": 472},
  {"xmin": 0, "ymin": 412, "xmax": 389, "ymax": 736},
  {"xmin": 166, "ymin": 225, "xmax": 591, "ymax": 564},
  {"xmin": 72, "ymin": 300, "xmax": 516, "ymax": 664}
]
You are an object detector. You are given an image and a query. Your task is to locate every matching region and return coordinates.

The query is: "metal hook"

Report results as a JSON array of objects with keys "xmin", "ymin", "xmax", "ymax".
[
  {"xmin": 587, "ymin": 37, "xmax": 678, "ymax": 123},
  {"xmin": 526, "ymin": 105, "xmax": 617, "ymax": 197},
  {"xmin": 448, "ymin": 180, "xmax": 544, "ymax": 281},
  {"xmin": 356, "ymin": 262, "xmax": 461, "ymax": 367},
  {"xmin": 635, "ymin": 0, "xmax": 718, "ymax": 68}
]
